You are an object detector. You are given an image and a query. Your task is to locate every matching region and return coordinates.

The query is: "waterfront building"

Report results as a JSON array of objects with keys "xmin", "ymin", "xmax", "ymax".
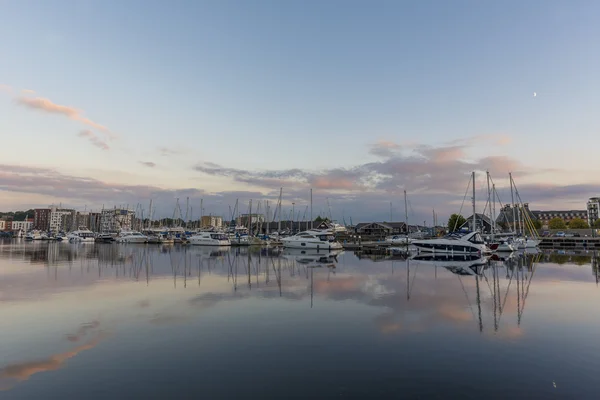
[
  {"xmin": 76, "ymin": 211, "xmax": 103, "ymax": 231},
  {"xmin": 354, "ymin": 222, "xmax": 407, "ymax": 236},
  {"xmin": 0, "ymin": 219, "xmax": 5, "ymax": 231},
  {"xmin": 101, "ymin": 209, "xmax": 136, "ymax": 232},
  {"xmin": 11, "ymin": 220, "xmax": 33, "ymax": 232},
  {"xmin": 587, "ymin": 197, "xmax": 600, "ymax": 227},
  {"xmin": 33, "ymin": 208, "xmax": 51, "ymax": 231},
  {"xmin": 49, "ymin": 207, "xmax": 75, "ymax": 232},
  {"xmin": 201, "ymin": 215, "xmax": 224, "ymax": 228},
  {"xmin": 535, "ymin": 209, "xmax": 588, "ymax": 229}
]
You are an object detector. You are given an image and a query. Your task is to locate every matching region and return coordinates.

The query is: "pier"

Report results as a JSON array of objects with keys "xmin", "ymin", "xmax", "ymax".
[{"xmin": 539, "ymin": 237, "xmax": 600, "ymax": 250}]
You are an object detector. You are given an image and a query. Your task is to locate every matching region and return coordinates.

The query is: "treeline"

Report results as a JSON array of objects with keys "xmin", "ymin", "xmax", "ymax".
[{"xmin": 0, "ymin": 209, "xmax": 34, "ymax": 221}]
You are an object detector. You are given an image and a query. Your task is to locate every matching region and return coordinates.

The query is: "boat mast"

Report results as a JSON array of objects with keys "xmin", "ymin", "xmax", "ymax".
[
  {"xmin": 404, "ymin": 190, "xmax": 408, "ymax": 240},
  {"xmin": 278, "ymin": 188, "xmax": 282, "ymax": 234},
  {"xmin": 266, "ymin": 200, "xmax": 270, "ymax": 235},
  {"xmin": 510, "ymin": 173, "xmax": 516, "ymax": 234},
  {"xmin": 472, "ymin": 171, "xmax": 476, "ymax": 232},
  {"xmin": 248, "ymin": 199, "xmax": 253, "ymax": 236},
  {"xmin": 148, "ymin": 199, "xmax": 152, "ymax": 230},
  {"xmin": 486, "ymin": 171, "xmax": 491, "ymax": 239},
  {"xmin": 492, "ymin": 183, "xmax": 496, "ymax": 241},
  {"xmin": 185, "ymin": 197, "xmax": 189, "ymax": 228},
  {"xmin": 200, "ymin": 198, "xmax": 203, "ymax": 229},
  {"xmin": 310, "ymin": 188, "xmax": 313, "ymax": 230}
]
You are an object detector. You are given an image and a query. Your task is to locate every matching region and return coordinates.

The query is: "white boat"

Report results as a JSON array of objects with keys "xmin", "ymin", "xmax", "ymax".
[
  {"xmin": 412, "ymin": 231, "xmax": 491, "ymax": 255},
  {"xmin": 25, "ymin": 230, "xmax": 44, "ymax": 240},
  {"xmin": 514, "ymin": 237, "xmax": 540, "ymax": 249},
  {"xmin": 68, "ymin": 229, "xmax": 96, "ymax": 243},
  {"xmin": 495, "ymin": 237, "xmax": 515, "ymax": 252},
  {"xmin": 385, "ymin": 235, "xmax": 414, "ymax": 245},
  {"xmin": 117, "ymin": 231, "xmax": 148, "ymax": 243},
  {"xmin": 188, "ymin": 232, "xmax": 231, "ymax": 246},
  {"xmin": 281, "ymin": 230, "xmax": 343, "ymax": 250}
]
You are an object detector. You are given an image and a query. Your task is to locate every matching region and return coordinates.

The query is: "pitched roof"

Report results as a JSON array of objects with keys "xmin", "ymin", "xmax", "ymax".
[
  {"xmin": 461, "ymin": 213, "xmax": 493, "ymax": 227},
  {"xmin": 355, "ymin": 221, "xmax": 406, "ymax": 230}
]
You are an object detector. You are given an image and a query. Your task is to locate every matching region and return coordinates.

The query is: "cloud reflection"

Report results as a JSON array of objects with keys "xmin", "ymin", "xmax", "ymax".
[{"xmin": 0, "ymin": 334, "xmax": 105, "ymax": 391}]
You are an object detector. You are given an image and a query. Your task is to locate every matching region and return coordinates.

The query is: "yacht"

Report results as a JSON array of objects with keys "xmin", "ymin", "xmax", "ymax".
[
  {"xmin": 96, "ymin": 233, "xmax": 115, "ymax": 243},
  {"xmin": 116, "ymin": 231, "xmax": 148, "ymax": 243},
  {"xmin": 385, "ymin": 235, "xmax": 414, "ymax": 245},
  {"xmin": 188, "ymin": 232, "xmax": 231, "ymax": 246},
  {"xmin": 68, "ymin": 229, "xmax": 96, "ymax": 243},
  {"xmin": 25, "ymin": 230, "xmax": 44, "ymax": 241},
  {"xmin": 495, "ymin": 237, "xmax": 515, "ymax": 252},
  {"xmin": 412, "ymin": 231, "xmax": 491, "ymax": 255},
  {"xmin": 514, "ymin": 237, "xmax": 541, "ymax": 249},
  {"xmin": 281, "ymin": 230, "xmax": 343, "ymax": 250}
]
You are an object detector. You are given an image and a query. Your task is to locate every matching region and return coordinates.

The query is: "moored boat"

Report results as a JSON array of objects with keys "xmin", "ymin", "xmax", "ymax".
[
  {"xmin": 281, "ymin": 229, "xmax": 342, "ymax": 250},
  {"xmin": 188, "ymin": 232, "xmax": 231, "ymax": 246},
  {"xmin": 412, "ymin": 231, "xmax": 491, "ymax": 255}
]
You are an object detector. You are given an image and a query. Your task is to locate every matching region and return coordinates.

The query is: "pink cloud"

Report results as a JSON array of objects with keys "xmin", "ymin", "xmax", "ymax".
[
  {"xmin": 311, "ymin": 177, "xmax": 357, "ymax": 190},
  {"xmin": 16, "ymin": 96, "xmax": 115, "ymax": 139}
]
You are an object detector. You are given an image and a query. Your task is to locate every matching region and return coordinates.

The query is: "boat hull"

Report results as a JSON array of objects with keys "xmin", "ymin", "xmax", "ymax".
[
  {"xmin": 117, "ymin": 238, "xmax": 147, "ymax": 243},
  {"xmin": 412, "ymin": 241, "xmax": 488, "ymax": 255},
  {"xmin": 189, "ymin": 239, "xmax": 231, "ymax": 246},
  {"xmin": 282, "ymin": 241, "xmax": 342, "ymax": 250}
]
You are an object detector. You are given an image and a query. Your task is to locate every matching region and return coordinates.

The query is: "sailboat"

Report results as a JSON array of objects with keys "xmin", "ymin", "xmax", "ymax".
[{"xmin": 412, "ymin": 172, "xmax": 492, "ymax": 255}]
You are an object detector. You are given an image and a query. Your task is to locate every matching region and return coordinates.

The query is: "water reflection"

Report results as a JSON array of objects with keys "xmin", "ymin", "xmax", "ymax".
[{"xmin": 1, "ymin": 241, "xmax": 600, "ymax": 397}]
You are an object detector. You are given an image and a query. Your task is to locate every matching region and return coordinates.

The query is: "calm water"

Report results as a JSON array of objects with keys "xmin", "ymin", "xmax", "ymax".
[{"xmin": 1, "ymin": 241, "xmax": 600, "ymax": 399}]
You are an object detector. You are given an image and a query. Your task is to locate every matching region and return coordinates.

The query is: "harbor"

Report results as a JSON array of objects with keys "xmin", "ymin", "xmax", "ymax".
[{"xmin": 1, "ymin": 240, "xmax": 600, "ymax": 399}]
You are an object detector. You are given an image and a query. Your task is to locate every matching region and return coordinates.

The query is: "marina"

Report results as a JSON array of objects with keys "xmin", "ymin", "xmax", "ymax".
[{"xmin": 1, "ymin": 240, "xmax": 599, "ymax": 398}]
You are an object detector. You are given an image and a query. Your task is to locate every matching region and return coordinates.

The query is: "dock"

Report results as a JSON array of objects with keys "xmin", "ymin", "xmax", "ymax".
[{"xmin": 539, "ymin": 237, "xmax": 600, "ymax": 250}]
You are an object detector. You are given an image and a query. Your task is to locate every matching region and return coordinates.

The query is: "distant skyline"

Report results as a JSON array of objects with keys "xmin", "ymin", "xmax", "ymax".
[{"xmin": 1, "ymin": 0, "xmax": 600, "ymax": 223}]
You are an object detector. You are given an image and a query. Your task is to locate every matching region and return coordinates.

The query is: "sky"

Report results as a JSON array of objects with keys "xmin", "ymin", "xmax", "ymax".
[{"xmin": 1, "ymin": 0, "xmax": 599, "ymax": 224}]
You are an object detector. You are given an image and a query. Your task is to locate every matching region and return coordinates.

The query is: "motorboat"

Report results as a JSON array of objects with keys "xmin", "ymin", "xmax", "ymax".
[
  {"xmin": 514, "ymin": 237, "xmax": 541, "ymax": 249},
  {"xmin": 188, "ymin": 232, "xmax": 231, "ymax": 246},
  {"xmin": 412, "ymin": 231, "xmax": 491, "ymax": 255},
  {"xmin": 95, "ymin": 233, "xmax": 115, "ymax": 243},
  {"xmin": 116, "ymin": 231, "xmax": 148, "ymax": 243},
  {"xmin": 147, "ymin": 233, "xmax": 174, "ymax": 244},
  {"xmin": 411, "ymin": 254, "xmax": 489, "ymax": 275},
  {"xmin": 385, "ymin": 235, "xmax": 414, "ymax": 245},
  {"xmin": 280, "ymin": 230, "xmax": 343, "ymax": 250},
  {"xmin": 25, "ymin": 230, "xmax": 44, "ymax": 241},
  {"xmin": 494, "ymin": 237, "xmax": 515, "ymax": 252},
  {"xmin": 68, "ymin": 228, "xmax": 96, "ymax": 243}
]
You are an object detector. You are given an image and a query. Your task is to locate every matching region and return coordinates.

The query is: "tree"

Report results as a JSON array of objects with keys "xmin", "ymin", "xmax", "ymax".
[
  {"xmin": 593, "ymin": 219, "xmax": 600, "ymax": 229},
  {"xmin": 314, "ymin": 216, "xmax": 330, "ymax": 223},
  {"xmin": 532, "ymin": 219, "xmax": 542, "ymax": 230},
  {"xmin": 569, "ymin": 218, "xmax": 589, "ymax": 229},
  {"xmin": 447, "ymin": 214, "xmax": 467, "ymax": 232},
  {"xmin": 548, "ymin": 217, "xmax": 566, "ymax": 230}
]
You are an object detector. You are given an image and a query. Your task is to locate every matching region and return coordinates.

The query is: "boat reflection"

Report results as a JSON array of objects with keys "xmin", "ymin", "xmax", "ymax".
[
  {"xmin": 411, "ymin": 254, "xmax": 489, "ymax": 276},
  {"xmin": 282, "ymin": 248, "xmax": 342, "ymax": 268}
]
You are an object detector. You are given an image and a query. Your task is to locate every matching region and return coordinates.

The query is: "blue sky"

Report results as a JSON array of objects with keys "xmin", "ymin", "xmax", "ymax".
[{"xmin": 1, "ymin": 0, "xmax": 599, "ymax": 223}]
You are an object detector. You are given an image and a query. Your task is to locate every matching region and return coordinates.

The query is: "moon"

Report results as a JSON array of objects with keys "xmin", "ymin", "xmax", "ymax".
[{"xmin": 533, "ymin": 92, "xmax": 537, "ymax": 97}]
